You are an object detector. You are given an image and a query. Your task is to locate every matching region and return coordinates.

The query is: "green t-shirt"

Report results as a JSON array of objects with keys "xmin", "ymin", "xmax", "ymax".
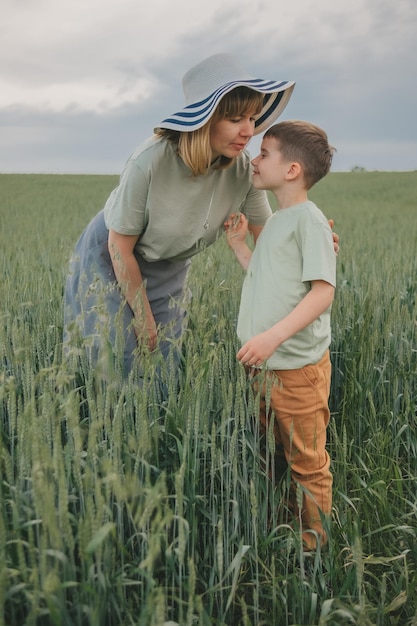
[
  {"xmin": 237, "ymin": 201, "xmax": 336, "ymax": 370},
  {"xmin": 104, "ymin": 136, "xmax": 272, "ymax": 262}
]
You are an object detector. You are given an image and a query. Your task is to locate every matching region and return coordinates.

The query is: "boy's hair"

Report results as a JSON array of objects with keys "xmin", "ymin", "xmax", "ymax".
[
  {"xmin": 264, "ymin": 120, "xmax": 335, "ymax": 189},
  {"xmin": 156, "ymin": 87, "xmax": 264, "ymax": 176}
]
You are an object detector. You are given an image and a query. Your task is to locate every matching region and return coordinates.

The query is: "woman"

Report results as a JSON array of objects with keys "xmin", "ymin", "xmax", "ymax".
[{"xmin": 64, "ymin": 53, "xmax": 333, "ymax": 377}]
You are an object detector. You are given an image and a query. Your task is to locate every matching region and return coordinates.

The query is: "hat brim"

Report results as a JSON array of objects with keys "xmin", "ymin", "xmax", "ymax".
[{"xmin": 155, "ymin": 79, "xmax": 295, "ymax": 135}]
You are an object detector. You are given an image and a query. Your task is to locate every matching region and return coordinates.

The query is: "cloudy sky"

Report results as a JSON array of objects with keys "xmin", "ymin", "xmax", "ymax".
[{"xmin": 2, "ymin": 0, "xmax": 416, "ymax": 174}]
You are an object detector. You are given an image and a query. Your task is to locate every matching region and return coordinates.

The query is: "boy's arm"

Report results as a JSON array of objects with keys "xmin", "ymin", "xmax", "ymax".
[
  {"xmin": 224, "ymin": 213, "xmax": 253, "ymax": 270},
  {"xmin": 237, "ymin": 280, "xmax": 335, "ymax": 366}
]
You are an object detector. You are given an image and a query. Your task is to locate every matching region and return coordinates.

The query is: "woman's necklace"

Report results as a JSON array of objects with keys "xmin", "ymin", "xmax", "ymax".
[{"xmin": 203, "ymin": 178, "xmax": 216, "ymax": 231}]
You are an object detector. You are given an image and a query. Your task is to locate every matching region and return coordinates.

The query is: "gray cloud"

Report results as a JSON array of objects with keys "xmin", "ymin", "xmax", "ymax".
[{"xmin": 1, "ymin": 0, "xmax": 416, "ymax": 172}]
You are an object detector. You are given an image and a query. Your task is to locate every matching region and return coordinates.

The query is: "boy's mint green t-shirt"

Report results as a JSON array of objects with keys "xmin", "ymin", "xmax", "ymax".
[
  {"xmin": 103, "ymin": 136, "xmax": 272, "ymax": 262},
  {"xmin": 237, "ymin": 201, "xmax": 336, "ymax": 370}
]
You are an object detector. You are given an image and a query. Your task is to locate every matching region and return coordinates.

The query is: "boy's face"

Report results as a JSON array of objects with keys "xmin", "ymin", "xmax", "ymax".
[{"xmin": 251, "ymin": 136, "xmax": 290, "ymax": 190}]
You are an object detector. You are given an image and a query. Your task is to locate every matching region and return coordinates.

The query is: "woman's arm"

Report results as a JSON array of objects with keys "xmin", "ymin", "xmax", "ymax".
[{"xmin": 108, "ymin": 229, "xmax": 157, "ymax": 351}]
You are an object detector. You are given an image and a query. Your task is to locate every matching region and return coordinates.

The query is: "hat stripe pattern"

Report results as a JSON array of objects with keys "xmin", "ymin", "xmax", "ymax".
[
  {"xmin": 255, "ymin": 92, "xmax": 286, "ymax": 129},
  {"xmin": 159, "ymin": 78, "xmax": 294, "ymax": 132}
]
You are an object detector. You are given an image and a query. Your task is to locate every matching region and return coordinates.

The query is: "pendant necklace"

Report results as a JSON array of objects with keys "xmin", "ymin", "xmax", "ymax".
[{"xmin": 203, "ymin": 182, "xmax": 216, "ymax": 231}]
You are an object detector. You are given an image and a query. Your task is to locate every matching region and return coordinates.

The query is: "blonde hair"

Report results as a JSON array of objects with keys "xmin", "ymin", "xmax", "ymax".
[
  {"xmin": 264, "ymin": 120, "xmax": 336, "ymax": 189},
  {"xmin": 155, "ymin": 87, "xmax": 264, "ymax": 176}
]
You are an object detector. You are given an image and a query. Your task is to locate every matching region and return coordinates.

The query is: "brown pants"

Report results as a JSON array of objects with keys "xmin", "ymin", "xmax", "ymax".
[{"xmin": 250, "ymin": 350, "xmax": 332, "ymax": 549}]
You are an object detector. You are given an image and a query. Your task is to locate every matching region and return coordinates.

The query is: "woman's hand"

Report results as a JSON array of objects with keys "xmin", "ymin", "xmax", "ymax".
[
  {"xmin": 329, "ymin": 219, "xmax": 340, "ymax": 255},
  {"xmin": 108, "ymin": 228, "xmax": 158, "ymax": 351},
  {"xmin": 133, "ymin": 310, "xmax": 158, "ymax": 352}
]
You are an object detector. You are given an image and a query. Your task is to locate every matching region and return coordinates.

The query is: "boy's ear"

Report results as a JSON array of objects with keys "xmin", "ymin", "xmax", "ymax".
[{"xmin": 286, "ymin": 162, "xmax": 302, "ymax": 180}]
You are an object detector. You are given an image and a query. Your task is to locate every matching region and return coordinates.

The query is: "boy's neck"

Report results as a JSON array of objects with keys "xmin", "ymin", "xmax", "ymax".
[{"xmin": 273, "ymin": 188, "xmax": 308, "ymax": 211}]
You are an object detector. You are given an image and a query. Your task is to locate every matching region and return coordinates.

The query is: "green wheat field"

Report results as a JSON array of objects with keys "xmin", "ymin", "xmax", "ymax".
[{"xmin": 1, "ymin": 171, "xmax": 416, "ymax": 625}]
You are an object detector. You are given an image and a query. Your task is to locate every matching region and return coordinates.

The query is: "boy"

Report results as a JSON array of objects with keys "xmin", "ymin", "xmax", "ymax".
[{"xmin": 225, "ymin": 120, "xmax": 336, "ymax": 550}]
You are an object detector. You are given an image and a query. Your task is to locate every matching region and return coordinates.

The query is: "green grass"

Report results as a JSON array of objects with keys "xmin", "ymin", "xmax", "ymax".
[{"xmin": 0, "ymin": 172, "xmax": 416, "ymax": 625}]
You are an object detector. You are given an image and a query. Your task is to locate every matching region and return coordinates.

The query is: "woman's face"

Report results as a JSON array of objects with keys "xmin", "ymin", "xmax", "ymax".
[{"xmin": 209, "ymin": 111, "xmax": 257, "ymax": 159}]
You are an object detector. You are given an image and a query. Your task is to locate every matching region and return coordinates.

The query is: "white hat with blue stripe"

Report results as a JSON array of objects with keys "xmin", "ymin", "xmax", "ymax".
[{"xmin": 156, "ymin": 53, "xmax": 295, "ymax": 135}]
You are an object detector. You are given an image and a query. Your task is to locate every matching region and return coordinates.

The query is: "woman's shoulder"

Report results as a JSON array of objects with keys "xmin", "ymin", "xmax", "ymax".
[
  {"xmin": 236, "ymin": 148, "xmax": 252, "ymax": 170},
  {"xmin": 223, "ymin": 149, "xmax": 252, "ymax": 183},
  {"xmin": 129, "ymin": 135, "xmax": 176, "ymax": 168}
]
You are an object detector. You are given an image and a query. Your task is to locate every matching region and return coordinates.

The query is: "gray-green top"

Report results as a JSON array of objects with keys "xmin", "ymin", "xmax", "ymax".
[
  {"xmin": 104, "ymin": 136, "xmax": 272, "ymax": 262},
  {"xmin": 237, "ymin": 201, "xmax": 336, "ymax": 370}
]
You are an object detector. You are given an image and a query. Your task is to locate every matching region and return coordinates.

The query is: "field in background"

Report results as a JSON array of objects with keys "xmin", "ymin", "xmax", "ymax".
[{"xmin": 0, "ymin": 172, "xmax": 416, "ymax": 625}]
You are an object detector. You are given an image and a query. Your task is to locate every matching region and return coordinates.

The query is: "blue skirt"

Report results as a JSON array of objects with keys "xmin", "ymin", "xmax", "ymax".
[{"xmin": 63, "ymin": 210, "xmax": 190, "ymax": 376}]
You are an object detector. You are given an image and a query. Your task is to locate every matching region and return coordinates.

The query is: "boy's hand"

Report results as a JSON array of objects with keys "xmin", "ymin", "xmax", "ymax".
[
  {"xmin": 237, "ymin": 331, "xmax": 277, "ymax": 367},
  {"xmin": 224, "ymin": 212, "xmax": 248, "ymax": 248}
]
